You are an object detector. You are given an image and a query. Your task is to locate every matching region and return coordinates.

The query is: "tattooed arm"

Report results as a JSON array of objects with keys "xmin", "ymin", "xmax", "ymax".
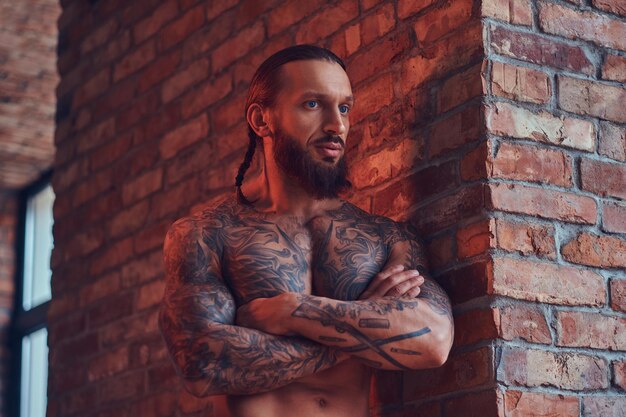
[
  {"xmin": 158, "ymin": 217, "xmax": 343, "ymax": 397},
  {"xmin": 237, "ymin": 221, "xmax": 453, "ymax": 371}
]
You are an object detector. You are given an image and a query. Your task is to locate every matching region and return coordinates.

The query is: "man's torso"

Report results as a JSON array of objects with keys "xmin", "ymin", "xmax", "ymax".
[{"xmin": 197, "ymin": 197, "xmax": 400, "ymax": 416}]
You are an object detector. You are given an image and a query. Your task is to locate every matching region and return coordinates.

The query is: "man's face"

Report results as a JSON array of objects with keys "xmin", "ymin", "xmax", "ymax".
[{"xmin": 266, "ymin": 60, "xmax": 354, "ymax": 198}]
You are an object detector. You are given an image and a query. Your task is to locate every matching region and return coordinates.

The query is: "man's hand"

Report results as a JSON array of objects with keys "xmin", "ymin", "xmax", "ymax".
[
  {"xmin": 236, "ymin": 294, "xmax": 295, "ymax": 336},
  {"xmin": 358, "ymin": 265, "xmax": 424, "ymax": 300}
]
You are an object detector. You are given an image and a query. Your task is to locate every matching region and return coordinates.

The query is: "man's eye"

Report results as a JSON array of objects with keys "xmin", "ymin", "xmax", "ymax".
[
  {"xmin": 306, "ymin": 100, "xmax": 318, "ymax": 108},
  {"xmin": 339, "ymin": 105, "xmax": 350, "ymax": 114}
]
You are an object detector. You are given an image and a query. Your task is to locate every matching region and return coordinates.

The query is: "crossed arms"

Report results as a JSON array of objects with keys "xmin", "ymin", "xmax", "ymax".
[{"xmin": 158, "ymin": 216, "xmax": 453, "ymax": 397}]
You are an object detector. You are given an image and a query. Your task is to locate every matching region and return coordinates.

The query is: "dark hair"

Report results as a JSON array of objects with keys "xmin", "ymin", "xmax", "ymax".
[{"xmin": 235, "ymin": 45, "xmax": 346, "ymax": 203}]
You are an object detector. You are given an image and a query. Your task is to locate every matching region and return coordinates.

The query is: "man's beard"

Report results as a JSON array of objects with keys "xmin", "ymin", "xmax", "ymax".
[{"xmin": 272, "ymin": 128, "xmax": 351, "ymax": 199}]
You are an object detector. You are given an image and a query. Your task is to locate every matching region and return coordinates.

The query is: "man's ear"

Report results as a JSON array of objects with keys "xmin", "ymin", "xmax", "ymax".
[{"xmin": 246, "ymin": 103, "xmax": 271, "ymax": 138}]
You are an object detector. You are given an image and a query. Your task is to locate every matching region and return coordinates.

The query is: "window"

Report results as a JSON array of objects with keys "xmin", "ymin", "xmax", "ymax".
[{"xmin": 11, "ymin": 177, "xmax": 54, "ymax": 417}]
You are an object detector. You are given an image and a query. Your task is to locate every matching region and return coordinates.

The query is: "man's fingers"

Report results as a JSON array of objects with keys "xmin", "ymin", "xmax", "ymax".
[
  {"xmin": 405, "ymin": 287, "xmax": 421, "ymax": 298},
  {"xmin": 359, "ymin": 265, "xmax": 404, "ymax": 299},
  {"xmin": 374, "ymin": 270, "xmax": 422, "ymax": 296},
  {"xmin": 383, "ymin": 275, "xmax": 423, "ymax": 297}
]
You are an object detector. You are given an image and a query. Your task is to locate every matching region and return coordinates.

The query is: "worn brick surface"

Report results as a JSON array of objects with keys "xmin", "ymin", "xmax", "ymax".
[
  {"xmin": 503, "ymin": 391, "xmax": 579, "ymax": 417},
  {"xmin": 580, "ymin": 158, "xmax": 626, "ymax": 200},
  {"xmin": 562, "ymin": 232, "xmax": 626, "ymax": 269},
  {"xmin": 499, "ymin": 304, "xmax": 552, "ymax": 344},
  {"xmin": 582, "ymin": 397, "xmax": 626, "ymax": 417},
  {"xmin": 491, "ymin": 62, "xmax": 551, "ymax": 104},
  {"xmin": 559, "ymin": 76, "xmax": 626, "ymax": 123},
  {"xmin": 494, "ymin": 218, "xmax": 556, "ymax": 258},
  {"xmin": 557, "ymin": 311, "xmax": 626, "ymax": 350}
]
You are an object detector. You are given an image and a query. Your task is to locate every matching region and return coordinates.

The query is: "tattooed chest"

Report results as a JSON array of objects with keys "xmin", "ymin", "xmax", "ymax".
[{"xmin": 220, "ymin": 217, "xmax": 388, "ymax": 305}]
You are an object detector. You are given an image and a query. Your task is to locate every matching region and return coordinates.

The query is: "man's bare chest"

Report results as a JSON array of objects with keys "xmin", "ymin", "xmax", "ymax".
[{"xmin": 220, "ymin": 213, "xmax": 389, "ymax": 305}]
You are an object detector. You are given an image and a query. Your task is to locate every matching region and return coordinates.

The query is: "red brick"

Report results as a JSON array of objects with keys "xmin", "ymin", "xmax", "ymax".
[
  {"xmin": 414, "ymin": 0, "xmax": 473, "ymax": 44},
  {"xmin": 500, "ymin": 347, "xmax": 609, "ymax": 390},
  {"xmin": 611, "ymin": 278, "xmax": 626, "ymax": 313},
  {"xmin": 428, "ymin": 104, "xmax": 482, "ymax": 158},
  {"xmin": 456, "ymin": 219, "xmax": 492, "ymax": 259},
  {"xmin": 401, "ymin": 22, "xmax": 483, "ymax": 93},
  {"xmin": 88, "ymin": 292, "xmax": 134, "ymax": 328},
  {"xmin": 132, "ymin": 222, "xmax": 168, "ymax": 255},
  {"xmin": 539, "ymin": 2, "xmax": 626, "ymax": 51},
  {"xmin": 100, "ymin": 310, "xmax": 159, "ymax": 348},
  {"xmin": 81, "ymin": 18, "xmax": 119, "ymax": 54},
  {"xmin": 348, "ymin": 29, "xmax": 413, "ymax": 86},
  {"xmin": 64, "ymin": 229, "xmax": 104, "ymax": 261},
  {"xmin": 582, "ymin": 397, "xmax": 626, "ymax": 417},
  {"xmin": 79, "ymin": 271, "xmax": 121, "ymax": 307},
  {"xmin": 113, "ymin": 40, "xmax": 156, "ymax": 82},
  {"xmin": 122, "ymin": 168, "xmax": 163, "ymax": 205},
  {"xmin": 92, "ymin": 78, "xmax": 138, "ymax": 121},
  {"xmin": 412, "ymin": 184, "xmax": 487, "ymax": 235},
  {"xmin": 206, "ymin": 0, "xmax": 238, "ymax": 20},
  {"xmin": 489, "ymin": 183, "xmax": 597, "ymax": 224},
  {"xmin": 159, "ymin": 113, "xmax": 208, "ymax": 159},
  {"xmin": 153, "ymin": 175, "xmax": 201, "ymax": 219},
  {"xmin": 266, "ymin": 0, "xmax": 322, "ymax": 37},
  {"xmin": 443, "ymin": 390, "xmax": 501, "ymax": 417},
  {"xmin": 454, "ymin": 309, "xmax": 499, "ymax": 347},
  {"xmin": 53, "ymin": 157, "xmax": 89, "ymax": 191},
  {"xmin": 88, "ymin": 346, "xmax": 129, "ymax": 381},
  {"xmin": 503, "ymin": 391, "xmax": 579, "ymax": 417},
  {"xmin": 98, "ymin": 371, "xmax": 144, "ymax": 403},
  {"xmin": 426, "ymin": 234, "xmax": 454, "ymax": 271},
  {"xmin": 90, "ymin": 237, "xmax": 134, "ymax": 276},
  {"xmin": 133, "ymin": 0, "xmax": 178, "ymax": 44},
  {"xmin": 159, "ymin": 3, "xmax": 205, "ymax": 50},
  {"xmin": 349, "ymin": 137, "xmax": 423, "ymax": 189},
  {"xmin": 60, "ymin": 387, "xmax": 97, "ymax": 415},
  {"xmin": 492, "ymin": 142, "xmax": 573, "ymax": 187},
  {"xmin": 361, "ymin": 3, "xmax": 395, "ymax": 46},
  {"xmin": 593, "ymin": 0, "xmax": 626, "ymax": 16},
  {"xmin": 147, "ymin": 361, "xmax": 179, "ymax": 391},
  {"xmin": 438, "ymin": 260, "xmax": 492, "ymax": 305},
  {"xmin": 72, "ymin": 170, "xmax": 115, "ymax": 209},
  {"xmin": 107, "ymin": 200, "xmax": 150, "ymax": 240},
  {"xmin": 48, "ymin": 314, "xmax": 86, "ymax": 345},
  {"xmin": 492, "ymin": 256, "xmax": 605, "ymax": 306},
  {"xmin": 558, "ymin": 311, "xmax": 626, "ymax": 351},
  {"xmin": 581, "ymin": 158, "xmax": 626, "ymax": 200},
  {"xmin": 398, "ymin": 0, "xmax": 435, "ymax": 19},
  {"xmin": 403, "ymin": 347, "xmax": 493, "ymax": 401},
  {"xmin": 499, "ymin": 304, "xmax": 552, "ymax": 345},
  {"xmin": 614, "ymin": 360, "xmax": 626, "ymax": 390},
  {"xmin": 351, "ymin": 72, "xmax": 395, "ymax": 124},
  {"xmin": 72, "ymin": 68, "xmax": 111, "ymax": 108},
  {"xmin": 486, "ymin": 102, "xmax": 595, "ymax": 152},
  {"xmin": 599, "ymin": 122, "xmax": 626, "ymax": 162},
  {"xmin": 603, "ymin": 201, "xmax": 626, "ymax": 234},
  {"xmin": 121, "ymin": 250, "xmax": 164, "ymax": 288},
  {"xmin": 52, "ymin": 332, "xmax": 99, "ymax": 365},
  {"xmin": 562, "ymin": 232, "xmax": 626, "ymax": 270},
  {"xmin": 372, "ymin": 161, "xmax": 458, "ymax": 219},
  {"xmin": 136, "ymin": 279, "xmax": 165, "ymax": 310},
  {"xmin": 211, "ymin": 91, "xmax": 246, "ymax": 132},
  {"xmin": 295, "ymin": 0, "xmax": 359, "ymax": 44},
  {"xmin": 603, "ymin": 53, "xmax": 626, "ymax": 83},
  {"xmin": 491, "ymin": 61, "xmax": 551, "ymax": 104},
  {"xmin": 437, "ymin": 63, "xmax": 483, "ymax": 114},
  {"xmin": 129, "ymin": 336, "xmax": 169, "ymax": 368},
  {"xmin": 180, "ymin": 72, "xmax": 232, "ymax": 119},
  {"xmin": 482, "ymin": 0, "xmax": 532, "ymax": 25},
  {"xmin": 489, "ymin": 26, "xmax": 594, "ymax": 75},
  {"xmin": 90, "ymin": 132, "xmax": 133, "ymax": 170},
  {"xmin": 461, "ymin": 142, "xmax": 489, "ymax": 181},
  {"xmin": 93, "ymin": 30, "xmax": 132, "ymax": 67},
  {"xmin": 559, "ymin": 76, "xmax": 626, "ymax": 124},
  {"xmin": 161, "ymin": 57, "xmax": 209, "ymax": 103},
  {"xmin": 135, "ymin": 392, "xmax": 177, "ymax": 417},
  {"xmin": 212, "ymin": 21, "xmax": 265, "ymax": 69},
  {"xmin": 494, "ymin": 218, "xmax": 556, "ymax": 259},
  {"xmin": 344, "ymin": 23, "xmax": 361, "ymax": 56},
  {"xmin": 137, "ymin": 48, "xmax": 181, "ymax": 93}
]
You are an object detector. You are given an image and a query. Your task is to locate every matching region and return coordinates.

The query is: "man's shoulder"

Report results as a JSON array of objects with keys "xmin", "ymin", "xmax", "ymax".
[
  {"xmin": 168, "ymin": 195, "xmax": 240, "ymax": 237},
  {"xmin": 334, "ymin": 200, "xmax": 400, "ymax": 227}
]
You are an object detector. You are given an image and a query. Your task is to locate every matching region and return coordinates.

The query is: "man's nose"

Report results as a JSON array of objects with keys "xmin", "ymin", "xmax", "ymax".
[{"xmin": 323, "ymin": 109, "xmax": 347, "ymax": 136}]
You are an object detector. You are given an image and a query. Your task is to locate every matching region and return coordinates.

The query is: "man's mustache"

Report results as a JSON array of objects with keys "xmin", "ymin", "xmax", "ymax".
[{"xmin": 312, "ymin": 135, "xmax": 345, "ymax": 148}]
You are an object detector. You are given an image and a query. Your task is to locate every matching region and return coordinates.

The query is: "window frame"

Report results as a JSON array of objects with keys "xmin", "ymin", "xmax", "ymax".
[{"xmin": 9, "ymin": 170, "xmax": 53, "ymax": 417}]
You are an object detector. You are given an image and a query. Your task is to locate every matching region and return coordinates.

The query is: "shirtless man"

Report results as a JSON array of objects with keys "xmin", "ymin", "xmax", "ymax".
[{"xmin": 159, "ymin": 45, "xmax": 454, "ymax": 417}]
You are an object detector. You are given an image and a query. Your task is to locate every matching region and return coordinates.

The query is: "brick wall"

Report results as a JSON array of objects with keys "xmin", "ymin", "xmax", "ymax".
[
  {"xmin": 478, "ymin": 0, "xmax": 626, "ymax": 415},
  {"xmin": 0, "ymin": 193, "xmax": 17, "ymax": 417},
  {"xmin": 49, "ymin": 0, "xmax": 624, "ymax": 416}
]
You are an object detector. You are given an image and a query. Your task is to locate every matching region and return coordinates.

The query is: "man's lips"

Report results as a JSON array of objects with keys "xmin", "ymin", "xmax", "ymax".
[{"xmin": 315, "ymin": 142, "xmax": 343, "ymax": 158}]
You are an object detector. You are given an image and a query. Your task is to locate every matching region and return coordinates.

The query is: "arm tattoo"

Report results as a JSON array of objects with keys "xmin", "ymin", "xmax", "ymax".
[
  {"xmin": 159, "ymin": 208, "xmax": 339, "ymax": 396},
  {"xmin": 291, "ymin": 295, "xmax": 430, "ymax": 370}
]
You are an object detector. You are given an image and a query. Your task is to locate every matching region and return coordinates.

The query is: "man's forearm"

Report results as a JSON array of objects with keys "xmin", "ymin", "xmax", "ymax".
[
  {"xmin": 164, "ymin": 320, "xmax": 343, "ymax": 396},
  {"xmin": 283, "ymin": 293, "xmax": 451, "ymax": 370}
]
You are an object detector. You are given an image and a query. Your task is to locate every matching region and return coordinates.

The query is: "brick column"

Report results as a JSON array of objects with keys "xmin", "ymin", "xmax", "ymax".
[{"xmin": 50, "ymin": 1, "xmax": 624, "ymax": 416}]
